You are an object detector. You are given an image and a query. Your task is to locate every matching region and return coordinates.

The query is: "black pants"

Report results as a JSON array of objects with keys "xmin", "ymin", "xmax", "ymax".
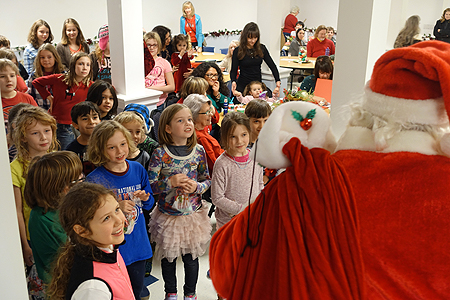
[
  {"xmin": 161, "ymin": 254, "xmax": 198, "ymax": 296},
  {"xmin": 126, "ymin": 259, "xmax": 146, "ymax": 300}
]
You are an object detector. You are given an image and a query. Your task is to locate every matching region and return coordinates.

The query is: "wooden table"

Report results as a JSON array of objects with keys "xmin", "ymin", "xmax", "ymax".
[
  {"xmin": 192, "ymin": 52, "xmax": 226, "ymax": 63},
  {"xmin": 280, "ymin": 57, "xmax": 316, "ymax": 89},
  {"xmin": 191, "ymin": 52, "xmax": 229, "ymax": 81}
]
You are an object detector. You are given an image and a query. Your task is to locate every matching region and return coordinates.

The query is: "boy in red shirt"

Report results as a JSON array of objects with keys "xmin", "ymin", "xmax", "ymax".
[{"xmin": 0, "ymin": 58, "xmax": 37, "ymax": 121}]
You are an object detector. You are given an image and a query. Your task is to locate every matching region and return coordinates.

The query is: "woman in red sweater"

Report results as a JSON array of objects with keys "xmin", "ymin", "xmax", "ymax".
[
  {"xmin": 184, "ymin": 93, "xmax": 223, "ymax": 212},
  {"xmin": 283, "ymin": 6, "xmax": 300, "ymax": 41},
  {"xmin": 184, "ymin": 93, "xmax": 223, "ymax": 173},
  {"xmin": 33, "ymin": 52, "xmax": 93, "ymax": 149}
]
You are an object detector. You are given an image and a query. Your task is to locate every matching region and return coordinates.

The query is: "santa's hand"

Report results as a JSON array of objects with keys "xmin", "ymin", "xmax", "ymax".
[
  {"xmin": 134, "ymin": 190, "xmax": 150, "ymax": 201},
  {"xmin": 119, "ymin": 200, "xmax": 135, "ymax": 214}
]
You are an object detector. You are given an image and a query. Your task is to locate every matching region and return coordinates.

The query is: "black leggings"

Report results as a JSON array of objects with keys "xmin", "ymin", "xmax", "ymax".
[
  {"xmin": 161, "ymin": 254, "xmax": 199, "ymax": 296},
  {"xmin": 126, "ymin": 259, "xmax": 146, "ymax": 300}
]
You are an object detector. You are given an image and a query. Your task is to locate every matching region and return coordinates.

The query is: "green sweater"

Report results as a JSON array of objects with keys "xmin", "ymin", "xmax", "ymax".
[
  {"xmin": 300, "ymin": 75, "xmax": 316, "ymax": 93},
  {"xmin": 29, "ymin": 207, "xmax": 67, "ymax": 284},
  {"xmin": 207, "ymin": 93, "xmax": 228, "ymax": 112}
]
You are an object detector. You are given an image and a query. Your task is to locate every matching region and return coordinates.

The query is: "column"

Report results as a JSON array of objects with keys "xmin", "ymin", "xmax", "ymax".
[
  {"xmin": 107, "ymin": 0, "xmax": 161, "ymax": 111},
  {"xmin": 331, "ymin": 0, "xmax": 392, "ymax": 138},
  {"xmin": 0, "ymin": 111, "xmax": 28, "ymax": 299}
]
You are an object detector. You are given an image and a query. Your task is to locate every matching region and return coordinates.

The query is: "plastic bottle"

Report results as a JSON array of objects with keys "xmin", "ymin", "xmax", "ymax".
[
  {"xmin": 223, "ymin": 98, "xmax": 228, "ymax": 115},
  {"xmin": 325, "ymin": 47, "xmax": 330, "ymax": 56}
]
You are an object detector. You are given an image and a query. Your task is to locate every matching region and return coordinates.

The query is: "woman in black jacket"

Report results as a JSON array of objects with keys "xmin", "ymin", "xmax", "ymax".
[{"xmin": 434, "ymin": 8, "xmax": 450, "ymax": 43}]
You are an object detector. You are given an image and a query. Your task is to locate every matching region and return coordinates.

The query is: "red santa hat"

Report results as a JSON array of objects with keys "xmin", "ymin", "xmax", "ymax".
[{"xmin": 364, "ymin": 40, "xmax": 450, "ymax": 154}]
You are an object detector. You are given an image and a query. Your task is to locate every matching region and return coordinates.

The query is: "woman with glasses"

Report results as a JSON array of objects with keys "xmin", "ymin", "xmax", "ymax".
[
  {"xmin": 231, "ymin": 22, "xmax": 281, "ymax": 98},
  {"xmin": 144, "ymin": 31, "xmax": 175, "ymax": 111},
  {"xmin": 184, "ymin": 93, "xmax": 223, "ymax": 175},
  {"xmin": 191, "ymin": 62, "xmax": 229, "ymax": 112},
  {"xmin": 152, "ymin": 25, "xmax": 173, "ymax": 63}
]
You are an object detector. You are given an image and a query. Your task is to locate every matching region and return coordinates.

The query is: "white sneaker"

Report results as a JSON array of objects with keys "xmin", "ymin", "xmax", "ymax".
[
  {"xmin": 184, "ymin": 294, "xmax": 197, "ymax": 300},
  {"xmin": 165, "ymin": 293, "xmax": 177, "ymax": 300}
]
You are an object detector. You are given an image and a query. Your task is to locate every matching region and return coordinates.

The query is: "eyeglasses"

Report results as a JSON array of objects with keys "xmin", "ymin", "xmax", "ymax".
[
  {"xmin": 71, "ymin": 174, "xmax": 86, "ymax": 185},
  {"xmin": 198, "ymin": 107, "xmax": 214, "ymax": 115},
  {"xmin": 147, "ymin": 44, "xmax": 158, "ymax": 49},
  {"xmin": 205, "ymin": 73, "xmax": 219, "ymax": 79}
]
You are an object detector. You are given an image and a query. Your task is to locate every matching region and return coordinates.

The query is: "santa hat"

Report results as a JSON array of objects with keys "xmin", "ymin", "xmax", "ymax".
[
  {"xmin": 251, "ymin": 101, "xmax": 336, "ymax": 169},
  {"xmin": 364, "ymin": 40, "xmax": 450, "ymax": 154},
  {"xmin": 98, "ymin": 24, "xmax": 109, "ymax": 51}
]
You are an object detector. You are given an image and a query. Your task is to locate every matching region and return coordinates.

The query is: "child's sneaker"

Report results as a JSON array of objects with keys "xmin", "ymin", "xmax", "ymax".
[
  {"xmin": 184, "ymin": 294, "xmax": 197, "ymax": 300},
  {"xmin": 165, "ymin": 293, "xmax": 177, "ymax": 300}
]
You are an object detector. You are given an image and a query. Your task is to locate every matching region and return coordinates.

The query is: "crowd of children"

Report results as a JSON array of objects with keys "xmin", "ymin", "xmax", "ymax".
[{"xmin": 2, "ymin": 12, "xmax": 299, "ymax": 300}]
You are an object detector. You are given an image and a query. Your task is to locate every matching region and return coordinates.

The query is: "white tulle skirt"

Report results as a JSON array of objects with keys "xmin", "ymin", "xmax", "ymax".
[{"xmin": 149, "ymin": 202, "xmax": 212, "ymax": 262}]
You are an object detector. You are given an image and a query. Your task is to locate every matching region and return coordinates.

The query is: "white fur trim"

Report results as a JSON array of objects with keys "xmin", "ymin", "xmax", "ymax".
[
  {"xmin": 251, "ymin": 102, "xmax": 335, "ymax": 169},
  {"xmin": 336, "ymin": 126, "xmax": 440, "ymax": 155},
  {"xmin": 364, "ymin": 82, "xmax": 448, "ymax": 126},
  {"xmin": 440, "ymin": 133, "xmax": 450, "ymax": 157}
]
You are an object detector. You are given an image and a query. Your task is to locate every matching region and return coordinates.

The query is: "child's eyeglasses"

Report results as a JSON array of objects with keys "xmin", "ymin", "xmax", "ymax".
[
  {"xmin": 147, "ymin": 44, "xmax": 158, "ymax": 49},
  {"xmin": 198, "ymin": 107, "xmax": 213, "ymax": 115},
  {"xmin": 71, "ymin": 174, "xmax": 86, "ymax": 185}
]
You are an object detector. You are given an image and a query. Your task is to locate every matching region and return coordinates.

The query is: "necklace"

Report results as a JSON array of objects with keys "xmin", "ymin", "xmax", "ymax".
[{"xmin": 231, "ymin": 154, "xmax": 251, "ymax": 169}]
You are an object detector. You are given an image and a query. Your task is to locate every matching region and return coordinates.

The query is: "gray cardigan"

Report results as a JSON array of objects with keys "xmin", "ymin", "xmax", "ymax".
[{"xmin": 56, "ymin": 42, "xmax": 90, "ymax": 70}]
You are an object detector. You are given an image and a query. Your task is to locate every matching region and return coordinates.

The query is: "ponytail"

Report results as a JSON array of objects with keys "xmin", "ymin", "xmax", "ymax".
[{"xmin": 47, "ymin": 242, "xmax": 75, "ymax": 300}]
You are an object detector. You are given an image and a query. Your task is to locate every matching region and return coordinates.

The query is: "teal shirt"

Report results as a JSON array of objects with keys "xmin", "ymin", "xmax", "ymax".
[
  {"xmin": 300, "ymin": 75, "xmax": 316, "ymax": 93},
  {"xmin": 29, "ymin": 207, "xmax": 67, "ymax": 284},
  {"xmin": 207, "ymin": 93, "xmax": 228, "ymax": 112}
]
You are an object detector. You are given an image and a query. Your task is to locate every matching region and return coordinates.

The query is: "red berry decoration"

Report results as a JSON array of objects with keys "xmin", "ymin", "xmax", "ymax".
[
  {"xmin": 291, "ymin": 109, "xmax": 316, "ymax": 131},
  {"xmin": 300, "ymin": 118, "xmax": 312, "ymax": 130}
]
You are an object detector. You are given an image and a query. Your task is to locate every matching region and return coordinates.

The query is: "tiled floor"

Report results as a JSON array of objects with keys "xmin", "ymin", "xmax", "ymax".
[{"xmin": 144, "ymin": 210, "xmax": 219, "ymax": 300}]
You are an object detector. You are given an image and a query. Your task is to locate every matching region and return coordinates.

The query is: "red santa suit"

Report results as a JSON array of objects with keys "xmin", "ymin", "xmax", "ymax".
[
  {"xmin": 333, "ymin": 40, "xmax": 450, "ymax": 299},
  {"xmin": 209, "ymin": 102, "xmax": 365, "ymax": 300}
]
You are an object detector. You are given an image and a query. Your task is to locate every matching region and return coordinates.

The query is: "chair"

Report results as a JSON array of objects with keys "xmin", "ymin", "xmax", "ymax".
[
  {"xmin": 203, "ymin": 46, "xmax": 215, "ymax": 53},
  {"xmin": 220, "ymin": 48, "xmax": 228, "ymax": 55}
]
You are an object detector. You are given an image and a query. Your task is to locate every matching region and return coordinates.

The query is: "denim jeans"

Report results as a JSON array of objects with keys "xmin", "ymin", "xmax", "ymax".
[
  {"xmin": 56, "ymin": 123, "xmax": 75, "ymax": 150},
  {"xmin": 161, "ymin": 254, "xmax": 199, "ymax": 296}
]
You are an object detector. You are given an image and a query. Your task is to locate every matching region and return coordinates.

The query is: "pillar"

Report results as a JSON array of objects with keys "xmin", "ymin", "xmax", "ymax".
[
  {"xmin": 107, "ymin": 0, "xmax": 161, "ymax": 111},
  {"xmin": 331, "ymin": 0, "xmax": 392, "ymax": 138}
]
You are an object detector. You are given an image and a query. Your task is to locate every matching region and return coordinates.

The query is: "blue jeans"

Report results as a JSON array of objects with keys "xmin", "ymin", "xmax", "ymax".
[{"xmin": 57, "ymin": 123, "xmax": 75, "ymax": 150}]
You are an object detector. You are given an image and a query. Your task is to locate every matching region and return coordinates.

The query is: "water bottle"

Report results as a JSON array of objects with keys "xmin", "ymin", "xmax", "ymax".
[
  {"xmin": 223, "ymin": 98, "xmax": 228, "ymax": 115},
  {"xmin": 325, "ymin": 47, "xmax": 330, "ymax": 56}
]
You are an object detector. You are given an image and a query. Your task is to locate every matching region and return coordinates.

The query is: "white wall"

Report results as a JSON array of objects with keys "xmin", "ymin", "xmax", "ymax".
[
  {"xmin": 296, "ymin": 0, "xmax": 340, "ymax": 29},
  {"xmin": 0, "ymin": 0, "xmax": 108, "ymax": 51},
  {"xmin": 386, "ymin": 0, "xmax": 444, "ymax": 50},
  {"xmin": 142, "ymin": 0, "xmax": 257, "ymax": 35}
]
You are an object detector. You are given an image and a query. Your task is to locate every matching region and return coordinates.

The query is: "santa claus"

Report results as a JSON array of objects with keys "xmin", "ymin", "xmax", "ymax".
[
  {"xmin": 333, "ymin": 40, "xmax": 450, "ymax": 299},
  {"xmin": 209, "ymin": 40, "xmax": 450, "ymax": 300}
]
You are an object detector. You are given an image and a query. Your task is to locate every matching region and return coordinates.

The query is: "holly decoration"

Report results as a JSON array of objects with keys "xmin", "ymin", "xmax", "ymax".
[
  {"xmin": 204, "ymin": 29, "xmax": 242, "ymax": 38},
  {"xmin": 291, "ymin": 109, "xmax": 316, "ymax": 130}
]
